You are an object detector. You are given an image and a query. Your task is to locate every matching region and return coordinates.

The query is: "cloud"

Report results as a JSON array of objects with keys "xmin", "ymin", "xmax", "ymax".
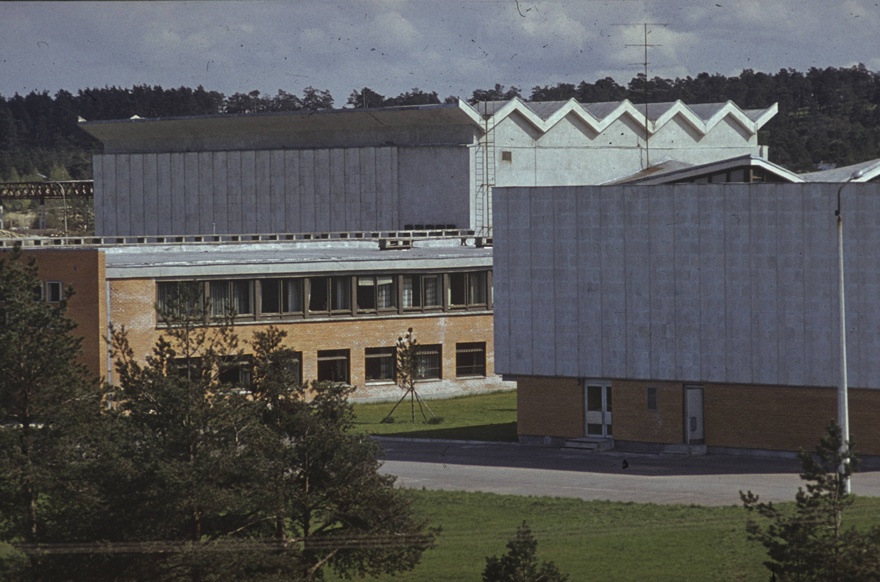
[{"xmin": 1, "ymin": 0, "xmax": 879, "ymax": 104}]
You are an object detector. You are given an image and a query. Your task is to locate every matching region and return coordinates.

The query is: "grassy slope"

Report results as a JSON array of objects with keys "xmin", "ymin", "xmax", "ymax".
[
  {"xmin": 345, "ymin": 391, "xmax": 880, "ymax": 580},
  {"xmin": 329, "ymin": 490, "xmax": 880, "ymax": 581},
  {"xmin": 351, "ymin": 389, "xmax": 518, "ymax": 441}
]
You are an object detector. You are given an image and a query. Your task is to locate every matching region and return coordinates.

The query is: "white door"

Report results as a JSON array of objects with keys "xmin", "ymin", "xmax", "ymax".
[
  {"xmin": 585, "ymin": 382, "xmax": 613, "ymax": 438},
  {"xmin": 685, "ymin": 385, "xmax": 704, "ymax": 444}
]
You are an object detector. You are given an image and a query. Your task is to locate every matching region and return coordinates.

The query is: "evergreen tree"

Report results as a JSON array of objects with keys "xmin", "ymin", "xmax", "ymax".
[
  {"xmin": 0, "ymin": 245, "xmax": 102, "ymax": 576},
  {"xmin": 741, "ymin": 422, "xmax": 880, "ymax": 581},
  {"xmin": 248, "ymin": 327, "xmax": 436, "ymax": 580},
  {"xmin": 483, "ymin": 521, "xmax": 568, "ymax": 582}
]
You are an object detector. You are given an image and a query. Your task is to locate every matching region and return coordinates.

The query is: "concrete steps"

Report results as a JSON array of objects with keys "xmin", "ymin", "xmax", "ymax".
[{"xmin": 562, "ymin": 438, "xmax": 614, "ymax": 452}]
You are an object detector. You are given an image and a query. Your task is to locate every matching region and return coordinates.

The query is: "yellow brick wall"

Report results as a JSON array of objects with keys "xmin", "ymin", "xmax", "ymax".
[
  {"xmin": 705, "ymin": 383, "xmax": 880, "ymax": 455},
  {"xmin": 108, "ymin": 277, "xmax": 496, "ymax": 397},
  {"xmin": 704, "ymin": 383, "xmax": 834, "ymax": 451},
  {"xmin": 4, "ymin": 249, "xmax": 108, "ymax": 379},
  {"xmin": 516, "ymin": 376, "xmax": 583, "ymax": 438},
  {"xmin": 612, "ymin": 380, "xmax": 684, "ymax": 444},
  {"xmin": 517, "ymin": 374, "xmax": 880, "ymax": 455}
]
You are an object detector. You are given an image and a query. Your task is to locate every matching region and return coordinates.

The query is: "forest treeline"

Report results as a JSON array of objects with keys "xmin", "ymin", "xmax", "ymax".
[{"xmin": 2, "ymin": 64, "xmax": 880, "ymax": 182}]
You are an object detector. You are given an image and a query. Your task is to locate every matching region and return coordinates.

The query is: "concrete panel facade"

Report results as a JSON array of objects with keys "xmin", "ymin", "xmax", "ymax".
[
  {"xmin": 494, "ymin": 183, "xmax": 880, "ymax": 390},
  {"xmin": 95, "ymin": 146, "xmax": 414, "ymax": 236}
]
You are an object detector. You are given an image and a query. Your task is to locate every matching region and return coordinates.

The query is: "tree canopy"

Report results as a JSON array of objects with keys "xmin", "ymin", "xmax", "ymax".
[
  {"xmin": 3, "ymin": 65, "xmax": 880, "ymax": 180},
  {"xmin": 0, "ymin": 268, "xmax": 435, "ymax": 580},
  {"xmin": 741, "ymin": 422, "xmax": 880, "ymax": 581}
]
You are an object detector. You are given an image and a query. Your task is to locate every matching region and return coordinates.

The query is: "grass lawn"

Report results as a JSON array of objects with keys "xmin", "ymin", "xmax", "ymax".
[
  {"xmin": 328, "ymin": 490, "xmax": 880, "ymax": 581},
  {"xmin": 351, "ymin": 389, "xmax": 518, "ymax": 441}
]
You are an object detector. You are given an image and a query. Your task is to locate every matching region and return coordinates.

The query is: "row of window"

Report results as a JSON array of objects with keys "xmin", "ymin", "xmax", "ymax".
[
  {"xmin": 193, "ymin": 342, "xmax": 487, "ymax": 388},
  {"xmin": 156, "ymin": 271, "xmax": 491, "ymax": 322}
]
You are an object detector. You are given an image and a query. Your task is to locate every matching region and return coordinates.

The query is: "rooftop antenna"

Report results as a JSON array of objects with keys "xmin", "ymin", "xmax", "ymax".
[{"xmin": 617, "ymin": 22, "xmax": 667, "ymax": 168}]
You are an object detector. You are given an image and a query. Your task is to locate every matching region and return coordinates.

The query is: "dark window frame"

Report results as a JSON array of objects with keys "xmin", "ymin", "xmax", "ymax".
[
  {"xmin": 365, "ymin": 346, "xmax": 396, "ymax": 384},
  {"xmin": 455, "ymin": 342, "xmax": 487, "ymax": 378},
  {"xmin": 317, "ymin": 349, "xmax": 350, "ymax": 384},
  {"xmin": 414, "ymin": 344, "xmax": 442, "ymax": 381}
]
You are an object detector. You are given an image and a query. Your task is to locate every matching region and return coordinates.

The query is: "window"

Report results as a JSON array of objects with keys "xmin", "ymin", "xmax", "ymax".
[
  {"xmin": 414, "ymin": 344, "xmax": 442, "ymax": 380},
  {"xmin": 210, "ymin": 280, "xmax": 253, "ymax": 317},
  {"xmin": 46, "ymin": 281, "xmax": 63, "ymax": 303},
  {"xmin": 402, "ymin": 274, "xmax": 441, "ymax": 310},
  {"xmin": 365, "ymin": 347, "xmax": 396, "ymax": 383},
  {"xmin": 287, "ymin": 351, "xmax": 303, "ymax": 387},
  {"xmin": 170, "ymin": 357, "xmax": 202, "ymax": 381},
  {"xmin": 647, "ymin": 387, "xmax": 658, "ymax": 411},
  {"xmin": 317, "ymin": 349, "xmax": 349, "ymax": 383},
  {"xmin": 448, "ymin": 271, "xmax": 488, "ymax": 308},
  {"xmin": 260, "ymin": 278, "xmax": 303, "ymax": 316},
  {"xmin": 309, "ymin": 276, "xmax": 351, "ymax": 314},
  {"xmin": 157, "ymin": 280, "xmax": 204, "ymax": 319},
  {"xmin": 455, "ymin": 342, "xmax": 486, "ymax": 377},
  {"xmin": 357, "ymin": 276, "xmax": 396, "ymax": 312},
  {"xmin": 501, "ymin": 150, "xmax": 512, "ymax": 162},
  {"xmin": 219, "ymin": 356, "xmax": 253, "ymax": 389}
]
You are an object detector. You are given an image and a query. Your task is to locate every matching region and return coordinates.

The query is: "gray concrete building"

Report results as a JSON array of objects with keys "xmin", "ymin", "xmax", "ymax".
[
  {"xmin": 493, "ymin": 183, "xmax": 880, "ymax": 455},
  {"xmin": 79, "ymin": 98, "xmax": 777, "ymax": 237}
]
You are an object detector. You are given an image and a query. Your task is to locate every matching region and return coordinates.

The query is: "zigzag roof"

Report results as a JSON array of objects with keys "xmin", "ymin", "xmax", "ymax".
[{"xmin": 463, "ymin": 98, "xmax": 778, "ymax": 138}]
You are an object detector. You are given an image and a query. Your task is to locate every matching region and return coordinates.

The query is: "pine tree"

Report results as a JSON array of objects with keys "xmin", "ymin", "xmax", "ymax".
[
  {"xmin": 483, "ymin": 521, "xmax": 568, "ymax": 582},
  {"xmin": 741, "ymin": 422, "xmax": 880, "ymax": 581},
  {"xmin": 0, "ymin": 245, "xmax": 102, "ymax": 575}
]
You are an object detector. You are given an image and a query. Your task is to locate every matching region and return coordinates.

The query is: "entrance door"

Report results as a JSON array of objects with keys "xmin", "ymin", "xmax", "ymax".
[
  {"xmin": 585, "ymin": 382, "xmax": 613, "ymax": 438},
  {"xmin": 685, "ymin": 385, "xmax": 704, "ymax": 444}
]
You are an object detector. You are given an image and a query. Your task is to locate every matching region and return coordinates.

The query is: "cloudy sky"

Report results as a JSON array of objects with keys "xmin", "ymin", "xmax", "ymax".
[{"xmin": 3, "ymin": 0, "xmax": 879, "ymax": 106}]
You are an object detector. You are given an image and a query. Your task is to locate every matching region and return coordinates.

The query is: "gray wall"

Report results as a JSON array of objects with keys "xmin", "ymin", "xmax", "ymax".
[
  {"xmin": 93, "ymin": 145, "xmax": 471, "ymax": 236},
  {"xmin": 493, "ymin": 183, "xmax": 880, "ymax": 389}
]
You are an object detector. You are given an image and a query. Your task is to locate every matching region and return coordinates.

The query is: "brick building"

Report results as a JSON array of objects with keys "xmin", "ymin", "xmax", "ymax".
[{"xmin": 7, "ymin": 232, "xmax": 501, "ymax": 400}]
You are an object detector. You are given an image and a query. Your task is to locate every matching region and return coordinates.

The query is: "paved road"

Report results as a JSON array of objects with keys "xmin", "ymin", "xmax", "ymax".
[{"xmin": 376, "ymin": 438, "xmax": 880, "ymax": 506}]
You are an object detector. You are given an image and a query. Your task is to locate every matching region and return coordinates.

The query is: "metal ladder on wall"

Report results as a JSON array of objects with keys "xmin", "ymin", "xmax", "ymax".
[{"xmin": 473, "ymin": 102, "xmax": 495, "ymax": 237}]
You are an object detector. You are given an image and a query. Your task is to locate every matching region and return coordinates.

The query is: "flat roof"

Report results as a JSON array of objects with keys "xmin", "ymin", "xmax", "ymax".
[{"xmin": 102, "ymin": 238, "xmax": 492, "ymax": 279}]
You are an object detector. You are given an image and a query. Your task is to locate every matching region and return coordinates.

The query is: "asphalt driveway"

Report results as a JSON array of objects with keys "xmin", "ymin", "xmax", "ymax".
[{"xmin": 376, "ymin": 438, "xmax": 880, "ymax": 506}]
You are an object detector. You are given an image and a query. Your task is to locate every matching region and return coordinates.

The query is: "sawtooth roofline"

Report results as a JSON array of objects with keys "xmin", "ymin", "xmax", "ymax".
[
  {"xmin": 79, "ymin": 97, "xmax": 777, "ymax": 149},
  {"xmin": 467, "ymin": 97, "xmax": 778, "ymax": 138}
]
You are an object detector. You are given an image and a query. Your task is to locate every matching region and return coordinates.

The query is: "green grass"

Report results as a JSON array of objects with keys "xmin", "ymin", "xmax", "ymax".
[
  {"xmin": 351, "ymin": 389, "xmax": 518, "ymax": 441},
  {"xmin": 328, "ymin": 490, "xmax": 880, "ymax": 581}
]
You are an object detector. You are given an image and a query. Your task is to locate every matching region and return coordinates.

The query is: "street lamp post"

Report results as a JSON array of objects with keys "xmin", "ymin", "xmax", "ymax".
[
  {"xmin": 835, "ymin": 162, "xmax": 880, "ymax": 494},
  {"xmin": 835, "ymin": 177, "xmax": 852, "ymax": 494}
]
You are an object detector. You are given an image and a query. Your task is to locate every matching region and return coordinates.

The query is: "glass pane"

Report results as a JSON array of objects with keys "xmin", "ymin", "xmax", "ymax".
[
  {"xmin": 415, "ymin": 346, "xmax": 442, "ymax": 379},
  {"xmin": 357, "ymin": 276, "xmax": 375, "ymax": 310},
  {"xmin": 586, "ymin": 385, "xmax": 603, "ymax": 411},
  {"xmin": 377, "ymin": 278, "xmax": 395, "ymax": 309},
  {"xmin": 456, "ymin": 342, "xmax": 486, "ymax": 376},
  {"xmin": 309, "ymin": 277, "xmax": 328, "ymax": 312},
  {"xmin": 332, "ymin": 276, "xmax": 351, "ymax": 310},
  {"xmin": 423, "ymin": 276, "xmax": 440, "ymax": 307},
  {"xmin": 210, "ymin": 281, "xmax": 229, "ymax": 317},
  {"xmin": 365, "ymin": 347, "xmax": 395, "ymax": 382},
  {"xmin": 261, "ymin": 279, "xmax": 281, "ymax": 313},
  {"xmin": 283, "ymin": 279, "xmax": 303, "ymax": 313},
  {"xmin": 232, "ymin": 280, "xmax": 252, "ymax": 315},
  {"xmin": 403, "ymin": 275, "xmax": 418, "ymax": 308},
  {"xmin": 448, "ymin": 273, "xmax": 466, "ymax": 306},
  {"xmin": 606, "ymin": 386, "xmax": 613, "ymax": 412},
  {"xmin": 587, "ymin": 423, "xmax": 603, "ymax": 436},
  {"xmin": 468, "ymin": 272, "xmax": 487, "ymax": 305}
]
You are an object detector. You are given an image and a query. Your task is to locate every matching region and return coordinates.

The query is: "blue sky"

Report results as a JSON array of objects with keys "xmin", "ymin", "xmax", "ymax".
[{"xmin": 2, "ymin": 0, "xmax": 879, "ymax": 105}]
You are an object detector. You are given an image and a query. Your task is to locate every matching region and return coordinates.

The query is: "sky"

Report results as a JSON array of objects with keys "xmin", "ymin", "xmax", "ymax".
[{"xmin": 2, "ymin": 0, "xmax": 879, "ymax": 107}]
